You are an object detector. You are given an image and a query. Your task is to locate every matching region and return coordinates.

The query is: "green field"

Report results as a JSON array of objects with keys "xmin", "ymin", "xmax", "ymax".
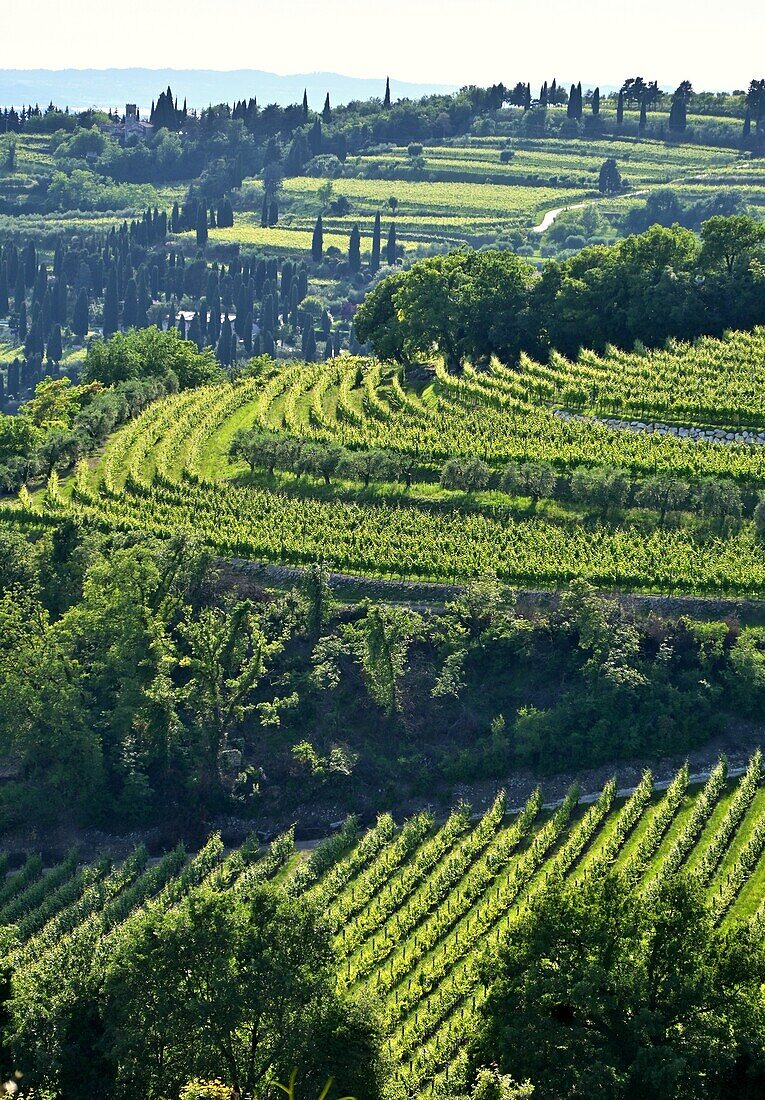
[{"xmin": 2, "ymin": 755, "xmax": 763, "ymax": 1098}]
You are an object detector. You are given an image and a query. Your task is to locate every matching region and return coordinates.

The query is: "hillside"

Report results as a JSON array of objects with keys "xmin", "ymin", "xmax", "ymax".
[
  {"xmin": 2, "ymin": 755, "xmax": 763, "ymax": 1097},
  {"xmin": 23, "ymin": 330, "xmax": 765, "ymax": 596}
]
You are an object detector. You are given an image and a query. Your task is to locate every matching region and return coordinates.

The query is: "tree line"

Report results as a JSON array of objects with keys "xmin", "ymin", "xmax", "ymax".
[{"xmin": 355, "ymin": 216, "xmax": 765, "ymax": 369}]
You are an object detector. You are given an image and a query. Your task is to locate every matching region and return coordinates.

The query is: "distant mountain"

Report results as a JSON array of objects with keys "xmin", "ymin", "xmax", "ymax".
[{"xmin": 0, "ymin": 69, "xmax": 458, "ymax": 113}]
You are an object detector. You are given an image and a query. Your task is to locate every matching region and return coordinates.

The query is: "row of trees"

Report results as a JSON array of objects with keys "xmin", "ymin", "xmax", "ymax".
[
  {"xmin": 227, "ymin": 424, "xmax": 758, "ymax": 535},
  {"xmin": 311, "ymin": 211, "xmax": 398, "ymax": 273}
]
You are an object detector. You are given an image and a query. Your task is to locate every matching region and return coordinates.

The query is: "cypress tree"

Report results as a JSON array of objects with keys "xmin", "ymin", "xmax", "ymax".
[
  {"xmin": 348, "ymin": 224, "xmax": 361, "ymax": 273},
  {"xmin": 567, "ymin": 85, "xmax": 576, "ymax": 119},
  {"xmin": 7, "ymin": 359, "xmax": 19, "ymax": 397},
  {"xmin": 122, "ymin": 278, "xmax": 138, "ymax": 329},
  {"xmin": 208, "ymin": 302, "xmax": 220, "ymax": 345},
  {"xmin": 669, "ymin": 91, "xmax": 687, "ymax": 133},
  {"xmin": 311, "ymin": 215, "xmax": 324, "ymax": 263},
  {"xmin": 41, "ymin": 288, "xmax": 52, "ymax": 339},
  {"xmin": 17, "ymin": 300, "xmax": 26, "ymax": 342},
  {"xmin": 268, "ymin": 199, "xmax": 279, "ymax": 227},
  {"xmin": 386, "ymin": 223, "xmax": 397, "ymax": 266},
  {"xmin": 47, "ymin": 324, "xmax": 62, "ymax": 365},
  {"xmin": 196, "ymin": 203, "xmax": 209, "ymax": 248},
  {"xmin": 103, "ymin": 264, "xmax": 118, "ymax": 337},
  {"xmin": 309, "ymin": 118, "xmax": 322, "ymax": 156},
  {"xmin": 23, "ymin": 241, "xmax": 36, "ymax": 287},
  {"xmin": 304, "ymin": 324, "xmax": 317, "ymax": 362},
  {"xmin": 14, "ymin": 267, "xmax": 25, "ymax": 313},
  {"xmin": 55, "ymin": 276, "xmax": 67, "ymax": 326},
  {"xmin": 616, "ymin": 90, "xmax": 624, "ymax": 125},
  {"xmin": 302, "ymin": 88, "xmax": 309, "ymax": 119},
  {"xmin": 576, "ymin": 82, "xmax": 583, "ymax": 120},
  {"xmin": 0, "ymin": 264, "xmax": 8, "ymax": 316},
  {"xmin": 188, "ymin": 312, "xmax": 203, "ymax": 351},
  {"xmin": 322, "ymin": 94, "xmax": 331, "ymax": 124},
  {"xmin": 592, "ymin": 87, "xmax": 600, "ymax": 116},
  {"xmin": 639, "ymin": 96, "xmax": 647, "ymax": 131},
  {"xmin": 370, "ymin": 210, "xmax": 382, "ymax": 274},
  {"xmin": 523, "ymin": 84, "xmax": 531, "ymax": 111},
  {"xmin": 217, "ymin": 314, "xmax": 232, "ymax": 366},
  {"xmin": 72, "ymin": 288, "xmax": 89, "ymax": 338},
  {"xmin": 384, "ymin": 77, "xmax": 391, "ymax": 109}
]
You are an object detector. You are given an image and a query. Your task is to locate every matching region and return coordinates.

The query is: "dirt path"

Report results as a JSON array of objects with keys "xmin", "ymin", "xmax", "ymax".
[{"xmin": 530, "ymin": 188, "xmax": 649, "ymax": 235}]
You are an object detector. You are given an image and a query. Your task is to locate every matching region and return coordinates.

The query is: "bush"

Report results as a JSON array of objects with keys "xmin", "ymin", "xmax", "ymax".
[{"xmin": 180, "ymin": 1082, "xmax": 231, "ymax": 1100}]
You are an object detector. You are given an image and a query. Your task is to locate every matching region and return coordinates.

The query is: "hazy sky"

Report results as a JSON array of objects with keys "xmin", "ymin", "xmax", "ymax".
[{"xmin": 6, "ymin": 0, "xmax": 764, "ymax": 90}]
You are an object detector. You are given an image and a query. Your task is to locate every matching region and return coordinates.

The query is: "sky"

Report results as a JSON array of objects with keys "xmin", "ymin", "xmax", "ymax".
[{"xmin": 6, "ymin": 0, "xmax": 764, "ymax": 91}]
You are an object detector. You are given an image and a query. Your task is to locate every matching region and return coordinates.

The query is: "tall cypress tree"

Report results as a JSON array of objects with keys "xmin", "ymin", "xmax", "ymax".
[
  {"xmin": 46, "ymin": 324, "xmax": 62, "ymax": 365},
  {"xmin": 103, "ymin": 264, "xmax": 118, "ymax": 337},
  {"xmin": 370, "ymin": 210, "xmax": 382, "ymax": 274},
  {"xmin": 384, "ymin": 77, "xmax": 391, "ymax": 109},
  {"xmin": 196, "ymin": 203, "xmax": 209, "ymax": 248},
  {"xmin": 72, "ymin": 288, "xmax": 89, "ymax": 338},
  {"xmin": 348, "ymin": 225, "xmax": 361, "ymax": 273},
  {"xmin": 302, "ymin": 88, "xmax": 309, "ymax": 119},
  {"xmin": 669, "ymin": 91, "xmax": 687, "ymax": 133},
  {"xmin": 311, "ymin": 215, "xmax": 324, "ymax": 263},
  {"xmin": 14, "ymin": 267, "xmax": 25, "ymax": 313},
  {"xmin": 303, "ymin": 323, "xmax": 317, "ymax": 363},
  {"xmin": 592, "ymin": 87, "xmax": 600, "ymax": 116},
  {"xmin": 322, "ymin": 94, "xmax": 331, "ymax": 124},
  {"xmin": 616, "ymin": 90, "xmax": 625, "ymax": 125},
  {"xmin": 567, "ymin": 85, "xmax": 576, "ymax": 118},
  {"xmin": 122, "ymin": 278, "xmax": 138, "ymax": 329},
  {"xmin": 386, "ymin": 223, "xmax": 397, "ymax": 267},
  {"xmin": 216, "ymin": 314, "xmax": 232, "ymax": 366}
]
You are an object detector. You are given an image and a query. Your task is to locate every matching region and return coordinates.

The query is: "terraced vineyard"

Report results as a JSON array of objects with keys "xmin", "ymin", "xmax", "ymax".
[
  {"xmin": 2, "ymin": 755, "xmax": 764, "ymax": 1097},
  {"xmin": 514, "ymin": 327, "xmax": 765, "ymax": 428},
  {"xmin": 15, "ymin": 327, "xmax": 765, "ymax": 596}
]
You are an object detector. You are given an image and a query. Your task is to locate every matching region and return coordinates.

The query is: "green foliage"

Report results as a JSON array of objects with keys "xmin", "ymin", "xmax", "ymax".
[
  {"xmin": 471, "ymin": 873, "xmax": 765, "ymax": 1098},
  {"xmin": 358, "ymin": 219, "xmax": 765, "ymax": 365},
  {"xmin": 84, "ymin": 327, "xmax": 223, "ymax": 389}
]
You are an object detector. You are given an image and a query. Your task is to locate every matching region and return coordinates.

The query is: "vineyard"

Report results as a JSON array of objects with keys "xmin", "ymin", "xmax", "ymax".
[
  {"xmin": 15, "ymin": 327, "xmax": 765, "ymax": 596},
  {"xmin": 2, "ymin": 755, "xmax": 764, "ymax": 1097},
  {"xmin": 513, "ymin": 327, "xmax": 765, "ymax": 428}
]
